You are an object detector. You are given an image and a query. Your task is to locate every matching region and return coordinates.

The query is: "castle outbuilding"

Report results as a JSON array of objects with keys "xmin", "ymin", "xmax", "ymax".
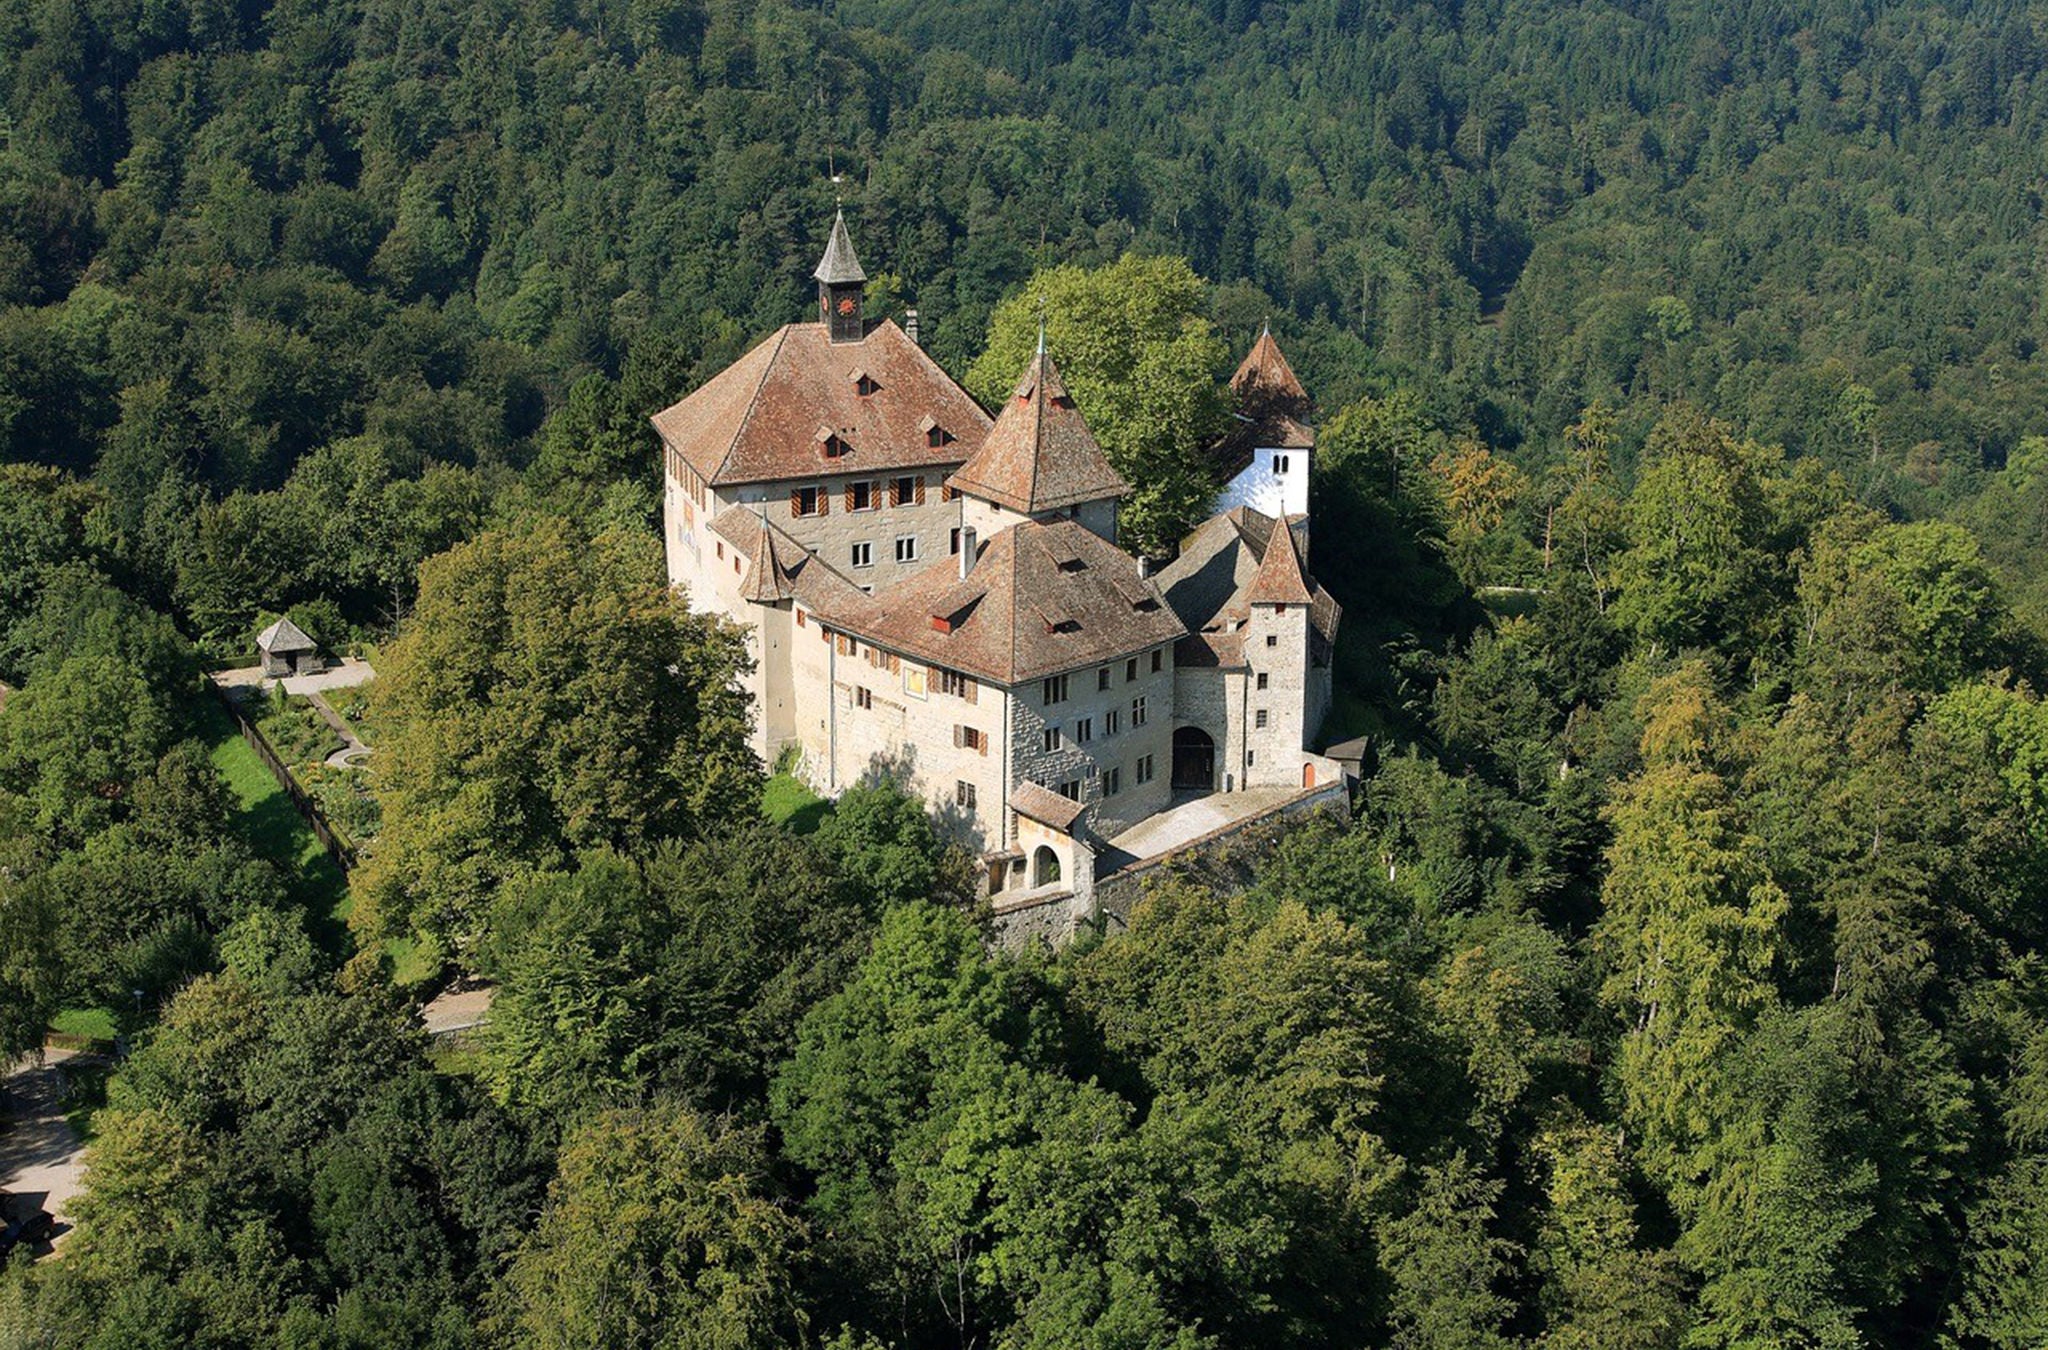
[{"xmin": 654, "ymin": 215, "xmax": 1341, "ymax": 922}]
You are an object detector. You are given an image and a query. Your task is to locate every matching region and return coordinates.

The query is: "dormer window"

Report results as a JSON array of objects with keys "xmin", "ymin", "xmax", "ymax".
[
  {"xmin": 822, "ymin": 435, "xmax": 851, "ymax": 460},
  {"xmin": 928, "ymin": 425, "xmax": 953, "ymax": 448},
  {"xmin": 851, "ymin": 370, "xmax": 881, "ymax": 397}
]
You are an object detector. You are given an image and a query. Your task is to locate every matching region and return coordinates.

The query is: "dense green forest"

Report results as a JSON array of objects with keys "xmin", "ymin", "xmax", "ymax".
[{"xmin": 9, "ymin": 0, "xmax": 2048, "ymax": 1345}]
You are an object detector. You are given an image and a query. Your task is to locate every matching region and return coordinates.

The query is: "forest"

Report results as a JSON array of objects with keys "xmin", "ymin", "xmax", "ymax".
[{"xmin": 6, "ymin": 0, "xmax": 2048, "ymax": 1345}]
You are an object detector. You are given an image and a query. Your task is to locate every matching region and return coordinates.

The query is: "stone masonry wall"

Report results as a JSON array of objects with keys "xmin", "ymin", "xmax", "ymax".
[
  {"xmin": 989, "ymin": 779, "xmax": 1352, "ymax": 950},
  {"xmin": 1006, "ymin": 644, "xmax": 1176, "ymax": 842}
]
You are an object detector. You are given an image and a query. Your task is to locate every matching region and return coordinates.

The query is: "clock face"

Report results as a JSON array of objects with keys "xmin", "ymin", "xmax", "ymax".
[{"xmin": 837, "ymin": 297, "xmax": 857, "ymax": 316}]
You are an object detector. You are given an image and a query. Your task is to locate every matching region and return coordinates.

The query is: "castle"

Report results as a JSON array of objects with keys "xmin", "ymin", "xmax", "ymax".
[{"xmin": 655, "ymin": 214, "xmax": 1342, "ymax": 921}]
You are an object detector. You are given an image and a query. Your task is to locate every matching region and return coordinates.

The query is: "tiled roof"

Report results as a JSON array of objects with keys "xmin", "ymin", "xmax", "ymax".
[
  {"xmin": 1155, "ymin": 505, "xmax": 1340, "ymax": 657},
  {"xmin": 813, "ymin": 209, "xmax": 866, "ymax": 285},
  {"xmin": 829, "ymin": 518, "xmax": 1185, "ymax": 686},
  {"xmin": 946, "ymin": 349, "xmax": 1130, "ymax": 514},
  {"xmin": 257, "ymin": 617, "xmax": 317, "ymax": 653},
  {"xmin": 1246, "ymin": 512, "xmax": 1314, "ymax": 605},
  {"xmin": 709, "ymin": 509, "xmax": 869, "ymax": 617},
  {"xmin": 1206, "ymin": 329, "xmax": 1316, "ymax": 481},
  {"xmin": 1232, "ymin": 327, "xmax": 1309, "ymax": 406},
  {"xmin": 1010, "ymin": 780, "xmax": 1085, "ymax": 832},
  {"xmin": 651, "ymin": 321, "xmax": 991, "ymax": 487}
]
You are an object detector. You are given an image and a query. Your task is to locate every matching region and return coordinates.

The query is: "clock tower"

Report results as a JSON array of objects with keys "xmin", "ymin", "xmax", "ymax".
[{"xmin": 814, "ymin": 208, "xmax": 867, "ymax": 344}]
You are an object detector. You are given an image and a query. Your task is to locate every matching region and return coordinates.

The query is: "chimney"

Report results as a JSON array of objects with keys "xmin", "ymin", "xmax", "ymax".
[
  {"xmin": 959, "ymin": 526, "xmax": 978, "ymax": 579},
  {"xmin": 904, "ymin": 308, "xmax": 920, "ymax": 346}
]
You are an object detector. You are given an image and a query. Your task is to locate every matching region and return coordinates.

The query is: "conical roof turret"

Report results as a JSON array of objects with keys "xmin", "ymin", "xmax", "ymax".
[
  {"xmin": 1245, "ymin": 512, "xmax": 1313, "ymax": 605},
  {"xmin": 1231, "ymin": 324, "xmax": 1308, "ymax": 411},
  {"xmin": 947, "ymin": 347, "xmax": 1130, "ymax": 515}
]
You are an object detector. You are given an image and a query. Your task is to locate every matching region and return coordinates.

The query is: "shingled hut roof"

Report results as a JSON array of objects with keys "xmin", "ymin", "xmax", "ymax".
[
  {"xmin": 831, "ymin": 518, "xmax": 1184, "ymax": 686},
  {"xmin": 946, "ymin": 348, "xmax": 1130, "ymax": 515},
  {"xmin": 256, "ymin": 617, "xmax": 318, "ymax": 655},
  {"xmin": 651, "ymin": 321, "xmax": 991, "ymax": 487}
]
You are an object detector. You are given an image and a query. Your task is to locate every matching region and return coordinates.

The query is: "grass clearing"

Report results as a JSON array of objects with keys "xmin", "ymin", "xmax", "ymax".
[
  {"xmin": 197, "ymin": 694, "xmax": 351, "ymax": 956},
  {"xmin": 48, "ymin": 1007, "xmax": 116, "ymax": 1043},
  {"xmin": 763, "ymin": 772, "xmax": 831, "ymax": 834}
]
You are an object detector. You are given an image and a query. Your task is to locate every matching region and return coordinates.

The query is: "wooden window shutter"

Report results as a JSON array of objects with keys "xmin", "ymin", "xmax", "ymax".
[
  {"xmin": 916, "ymin": 476, "xmax": 926, "ymax": 505},
  {"xmin": 818, "ymin": 485, "xmax": 829, "ymax": 516},
  {"xmin": 789, "ymin": 488, "xmax": 801, "ymax": 514},
  {"xmin": 964, "ymin": 677, "xmax": 977, "ymax": 705},
  {"xmin": 844, "ymin": 483, "xmax": 855, "ymax": 512},
  {"xmin": 952, "ymin": 725, "xmax": 963, "ymax": 749}
]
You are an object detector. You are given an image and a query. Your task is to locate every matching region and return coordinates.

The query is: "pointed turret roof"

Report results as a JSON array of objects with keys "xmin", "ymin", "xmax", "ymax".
[
  {"xmin": 1231, "ymin": 325, "xmax": 1308, "ymax": 408},
  {"xmin": 813, "ymin": 209, "xmax": 866, "ymax": 286},
  {"xmin": 1245, "ymin": 511, "xmax": 1314, "ymax": 605},
  {"xmin": 739, "ymin": 512, "xmax": 798, "ymax": 603},
  {"xmin": 947, "ymin": 349, "xmax": 1130, "ymax": 515}
]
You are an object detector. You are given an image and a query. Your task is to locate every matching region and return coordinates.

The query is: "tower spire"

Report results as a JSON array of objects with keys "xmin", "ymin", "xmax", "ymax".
[{"xmin": 814, "ymin": 208, "xmax": 867, "ymax": 343}]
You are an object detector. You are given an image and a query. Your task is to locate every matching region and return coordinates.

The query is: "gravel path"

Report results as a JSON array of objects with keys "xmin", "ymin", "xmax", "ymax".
[{"xmin": 1, "ymin": 1049, "xmax": 95, "ymax": 1248}]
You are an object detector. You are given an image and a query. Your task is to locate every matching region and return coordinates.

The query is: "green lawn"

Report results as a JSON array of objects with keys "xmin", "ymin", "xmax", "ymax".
[
  {"xmin": 198, "ymin": 696, "xmax": 352, "ymax": 956},
  {"xmin": 49, "ymin": 1007, "xmax": 117, "ymax": 1042},
  {"xmin": 763, "ymin": 772, "xmax": 831, "ymax": 834}
]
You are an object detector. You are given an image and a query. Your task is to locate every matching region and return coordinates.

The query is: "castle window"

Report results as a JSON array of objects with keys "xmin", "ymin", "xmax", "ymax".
[
  {"xmin": 1274, "ymin": 454, "xmax": 1290, "ymax": 474},
  {"xmin": 848, "ymin": 480, "xmax": 877, "ymax": 512},
  {"xmin": 955, "ymin": 726, "xmax": 987, "ymax": 753},
  {"xmin": 1056, "ymin": 780, "xmax": 1081, "ymax": 801},
  {"xmin": 715, "ymin": 541, "xmax": 724, "ymax": 559},
  {"xmin": 939, "ymin": 669, "xmax": 976, "ymax": 701},
  {"xmin": 892, "ymin": 475, "xmax": 923, "ymax": 506},
  {"xmin": 797, "ymin": 610, "xmax": 807, "ymax": 627},
  {"xmin": 1135, "ymin": 754, "xmax": 1155, "ymax": 785},
  {"xmin": 1042, "ymin": 674, "xmax": 1069, "ymax": 705},
  {"xmin": 851, "ymin": 542, "xmax": 873, "ymax": 568},
  {"xmin": 1126, "ymin": 658, "xmax": 1138, "ymax": 682},
  {"xmin": 950, "ymin": 527, "xmax": 962, "ymax": 555},
  {"xmin": 894, "ymin": 535, "xmax": 919, "ymax": 563},
  {"xmin": 1256, "ymin": 672, "xmax": 1269, "ymax": 690},
  {"xmin": 1246, "ymin": 749, "xmax": 1256, "ymax": 766},
  {"xmin": 853, "ymin": 686, "xmax": 873, "ymax": 710},
  {"xmin": 956, "ymin": 780, "xmax": 977, "ymax": 809},
  {"xmin": 1267, "ymin": 634, "xmax": 1278, "ymax": 647},
  {"xmin": 792, "ymin": 485, "xmax": 824, "ymax": 517},
  {"xmin": 1131, "ymin": 695, "xmax": 1148, "ymax": 728},
  {"xmin": 1151, "ymin": 649, "xmax": 1163, "ymax": 673},
  {"xmin": 1102, "ymin": 767, "xmax": 1121, "ymax": 797},
  {"xmin": 1075, "ymin": 717, "xmax": 1093, "ymax": 744},
  {"xmin": 1041, "ymin": 727, "xmax": 1061, "ymax": 754},
  {"xmin": 1256, "ymin": 709, "xmax": 1270, "ymax": 729},
  {"xmin": 1105, "ymin": 709, "xmax": 1120, "ymax": 736},
  {"xmin": 1097, "ymin": 666, "xmax": 1111, "ymax": 691}
]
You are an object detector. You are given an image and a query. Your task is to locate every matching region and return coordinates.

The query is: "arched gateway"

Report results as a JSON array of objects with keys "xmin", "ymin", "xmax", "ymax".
[{"xmin": 1172, "ymin": 726, "xmax": 1216, "ymax": 791}]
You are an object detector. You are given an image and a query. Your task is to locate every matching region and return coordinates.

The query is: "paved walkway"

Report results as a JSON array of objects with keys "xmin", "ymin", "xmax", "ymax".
[
  {"xmin": 306, "ymin": 691, "xmax": 372, "ymax": 768},
  {"xmin": 1, "ymin": 1050, "xmax": 94, "ymax": 1248},
  {"xmin": 1097, "ymin": 788, "xmax": 1302, "ymax": 874},
  {"xmin": 213, "ymin": 656, "xmax": 377, "ymax": 697}
]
